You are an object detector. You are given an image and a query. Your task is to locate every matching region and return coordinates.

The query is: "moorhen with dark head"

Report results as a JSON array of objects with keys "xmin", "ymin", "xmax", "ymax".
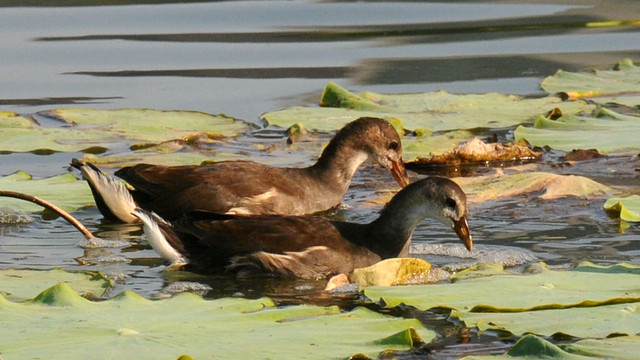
[
  {"xmin": 132, "ymin": 176, "xmax": 472, "ymax": 279},
  {"xmin": 72, "ymin": 117, "xmax": 409, "ymax": 223}
]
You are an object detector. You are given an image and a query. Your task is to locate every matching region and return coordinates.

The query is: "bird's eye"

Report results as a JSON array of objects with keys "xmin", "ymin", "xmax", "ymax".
[
  {"xmin": 389, "ymin": 141, "xmax": 399, "ymax": 151},
  {"xmin": 445, "ymin": 197, "xmax": 457, "ymax": 209}
]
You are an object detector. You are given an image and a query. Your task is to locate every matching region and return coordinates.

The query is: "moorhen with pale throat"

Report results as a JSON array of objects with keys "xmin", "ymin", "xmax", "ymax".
[
  {"xmin": 132, "ymin": 176, "xmax": 473, "ymax": 279},
  {"xmin": 71, "ymin": 117, "xmax": 409, "ymax": 223}
]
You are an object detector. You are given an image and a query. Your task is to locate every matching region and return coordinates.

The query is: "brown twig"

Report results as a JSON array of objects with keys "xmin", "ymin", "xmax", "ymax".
[{"xmin": 0, "ymin": 190, "xmax": 94, "ymax": 239}]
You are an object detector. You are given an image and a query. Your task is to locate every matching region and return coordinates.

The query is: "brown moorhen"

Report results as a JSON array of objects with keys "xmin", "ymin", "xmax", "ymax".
[
  {"xmin": 71, "ymin": 117, "xmax": 409, "ymax": 223},
  {"xmin": 131, "ymin": 176, "xmax": 472, "ymax": 279}
]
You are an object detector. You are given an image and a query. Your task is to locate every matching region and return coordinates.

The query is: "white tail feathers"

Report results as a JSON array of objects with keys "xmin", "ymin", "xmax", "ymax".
[
  {"xmin": 77, "ymin": 163, "xmax": 139, "ymax": 223},
  {"xmin": 131, "ymin": 208, "xmax": 187, "ymax": 268}
]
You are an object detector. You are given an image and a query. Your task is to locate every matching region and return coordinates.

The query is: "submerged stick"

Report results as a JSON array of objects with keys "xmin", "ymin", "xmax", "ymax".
[{"xmin": 0, "ymin": 190, "xmax": 94, "ymax": 239}]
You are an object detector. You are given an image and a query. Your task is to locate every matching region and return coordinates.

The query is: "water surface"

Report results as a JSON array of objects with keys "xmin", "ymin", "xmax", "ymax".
[{"xmin": 1, "ymin": 1, "xmax": 640, "ymax": 358}]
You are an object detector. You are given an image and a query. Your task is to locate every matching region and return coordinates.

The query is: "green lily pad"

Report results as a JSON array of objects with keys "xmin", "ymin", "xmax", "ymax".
[
  {"xmin": 465, "ymin": 334, "xmax": 640, "ymax": 359},
  {"xmin": 364, "ymin": 263, "xmax": 640, "ymax": 311},
  {"xmin": 514, "ymin": 107, "xmax": 640, "ymax": 154},
  {"xmin": 0, "ymin": 170, "xmax": 93, "ymax": 213},
  {"xmin": 560, "ymin": 335, "xmax": 640, "ymax": 360},
  {"xmin": 363, "ymin": 263, "xmax": 640, "ymax": 338},
  {"xmin": 0, "ymin": 283, "xmax": 434, "ymax": 359},
  {"xmin": 0, "ymin": 268, "xmax": 112, "ymax": 301},
  {"xmin": 453, "ymin": 301, "xmax": 640, "ymax": 338},
  {"xmin": 262, "ymin": 82, "xmax": 595, "ymax": 132},
  {"xmin": 0, "ymin": 108, "xmax": 249, "ymax": 153},
  {"xmin": 604, "ymin": 195, "xmax": 640, "ymax": 222},
  {"xmin": 541, "ymin": 58, "xmax": 640, "ymax": 107},
  {"xmin": 463, "ymin": 335, "xmax": 594, "ymax": 360}
]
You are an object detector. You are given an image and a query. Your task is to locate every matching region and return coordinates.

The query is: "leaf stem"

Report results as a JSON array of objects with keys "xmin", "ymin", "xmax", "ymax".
[{"xmin": 0, "ymin": 190, "xmax": 94, "ymax": 239}]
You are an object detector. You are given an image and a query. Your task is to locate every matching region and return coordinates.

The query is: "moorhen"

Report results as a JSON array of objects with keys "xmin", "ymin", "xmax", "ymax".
[
  {"xmin": 132, "ymin": 176, "xmax": 472, "ymax": 279},
  {"xmin": 72, "ymin": 117, "xmax": 409, "ymax": 223}
]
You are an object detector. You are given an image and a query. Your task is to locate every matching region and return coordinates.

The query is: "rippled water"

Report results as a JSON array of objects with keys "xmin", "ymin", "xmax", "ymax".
[{"xmin": 1, "ymin": 1, "xmax": 640, "ymax": 358}]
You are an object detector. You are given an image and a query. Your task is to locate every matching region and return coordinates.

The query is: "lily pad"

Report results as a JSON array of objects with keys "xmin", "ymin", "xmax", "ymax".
[
  {"xmin": 463, "ymin": 335, "xmax": 595, "ymax": 360},
  {"xmin": 455, "ymin": 171, "xmax": 611, "ymax": 203},
  {"xmin": 363, "ymin": 263, "xmax": 640, "ymax": 338},
  {"xmin": 0, "ymin": 170, "xmax": 93, "ymax": 213},
  {"xmin": 603, "ymin": 195, "xmax": 640, "ymax": 222},
  {"xmin": 262, "ymin": 82, "xmax": 595, "ymax": 132},
  {"xmin": 366, "ymin": 171, "xmax": 610, "ymax": 206},
  {"xmin": 0, "ymin": 268, "xmax": 112, "ymax": 301},
  {"xmin": 0, "ymin": 283, "xmax": 434, "ymax": 359},
  {"xmin": 541, "ymin": 58, "xmax": 640, "ymax": 107},
  {"xmin": 514, "ymin": 107, "xmax": 640, "ymax": 154},
  {"xmin": 364, "ymin": 263, "xmax": 640, "ymax": 311},
  {"xmin": 560, "ymin": 335, "xmax": 640, "ymax": 360},
  {"xmin": 453, "ymin": 301, "xmax": 640, "ymax": 338},
  {"xmin": 0, "ymin": 108, "xmax": 249, "ymax": 153}
]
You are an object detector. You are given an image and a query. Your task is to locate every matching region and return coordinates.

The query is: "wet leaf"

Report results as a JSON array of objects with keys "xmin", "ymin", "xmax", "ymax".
[
  {"xmin": 262, "ymin": 82, "xmax": 595, "ymax": 132},
  {"xmin": 514, "ymin": 107, "xmax": 640, "ymax": 154},
  {"xmin": 541, "ymin": 58, "xmax": 640, "ymax": 107},
  {"xmin": 0, "ymin": 268, "xmax": 112, "ymax": 301},
  {"xmin": 408, "ymin": 137, "xmax": 542, "ymax": 165},
  {"xmin": 0, "ymin": 108, "xmax": 249, "ymax": 153},
  {"xmin": 603, "ymin": 195, "xmax": 640, "ymax": 222},
  {"xmin": 0, "ymin": 283, "xmax": 434, "ymax": 359},
  {"xmin": 454, "ymin": 171, "xmax": 611, "ymax": 203},
  {"xmin": 351, "ymin": 258, "xmax": 433, "ymax": 287},
  {"xmin": 0, "ymin": 171, "xmax": 93, "ymax": 213},
  {"xmin": 402, "ymin": 130, "xmax": 476, "ymax": 161}
]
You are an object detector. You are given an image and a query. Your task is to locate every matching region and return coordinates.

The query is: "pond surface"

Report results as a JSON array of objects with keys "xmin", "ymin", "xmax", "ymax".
[{"xmin": 1, "ymin": 0, "xmax": 640, "ymax": 358}]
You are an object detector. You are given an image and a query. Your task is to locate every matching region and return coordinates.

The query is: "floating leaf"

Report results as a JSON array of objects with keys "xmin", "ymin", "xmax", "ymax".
[
  {"xmin": 604, "ymin": 195, "xmax": 640, "ymax": 222},
  {"xmin": 463, "ymin": 334, "xmax": 595, "ymax": 360},
  {"xmin": 0, "ymin": 108, "xmax": 249, "ymax": 153},
  {"xmin": 454, "ymin": 171, "xmax": 611, "ymax": 203},
  {"xmin": 364, "ymin": 263, "xmax": 640, "ymax": 311},
  {"xmin": 514, "ymin": 107, "xmax": 640, "ymax": 154},
  {"xmin": 0, "ymin": 268, "xmax": 112, "ymax": 301},
  {"xmin": 455, "ymin": 302, "xmax": 640, "ymax": 338},
  {"xmin": 541, "ymin": 58, "xmax": 640, "ymax": 107},
  {"xmin": 42, "ymin": 108, "xmax": 249, "ymax": 143},
  {"xmin": 262, "ymin": 82, "xmax": 595, "ymax": 132},
  {"xmin": 0, "ymin": 171, "xmax": 93, "ymax": 213},
  {"xmin": 363, "ymin": 263, "xmax": 640, "ymax": 338},
  {"xmin": 0, "ymin": 283, "xmax": 434, "ymax": 359},
  {"xmin": 366, "ymin": 171, "xmax": 610, "ymax": 206},
  {"xmin": 560, "ymin": 335, "xmax": 640, "ymax": 360}
]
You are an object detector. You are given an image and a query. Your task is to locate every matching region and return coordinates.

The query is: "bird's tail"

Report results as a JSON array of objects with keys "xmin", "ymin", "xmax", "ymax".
[
  {"xmin": 70, "ymin": 158, "xmax": 138, "ymax": 223},
  {"xmin": 131, "ymin": 208, "xmax": 188, "ymax": 269}
]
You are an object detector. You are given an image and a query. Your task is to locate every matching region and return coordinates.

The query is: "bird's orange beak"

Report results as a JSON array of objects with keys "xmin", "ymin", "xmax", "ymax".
[
  {"xmin": 454, "ymin": 216, "xmax": 473, "ymax": 252},
  {"xmin": 390, "ymin": 159, "xmax": 410, "ymax": 187}
]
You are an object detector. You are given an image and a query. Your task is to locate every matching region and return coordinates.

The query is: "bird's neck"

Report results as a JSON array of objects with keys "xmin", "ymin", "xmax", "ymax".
[
  {"xmin": 366, "ymin": 192, "xmax": 437, "ymax": 259},
  {"xmin": 310, "ymin": 138, "xmax": 369, "ymax": 190}
]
